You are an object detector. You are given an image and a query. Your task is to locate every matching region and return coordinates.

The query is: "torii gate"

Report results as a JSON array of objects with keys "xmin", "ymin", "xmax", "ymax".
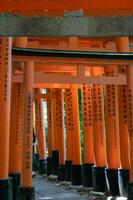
[{"xmin": 0, "ymin": 36, "xmax": 133, "ymax": 200}]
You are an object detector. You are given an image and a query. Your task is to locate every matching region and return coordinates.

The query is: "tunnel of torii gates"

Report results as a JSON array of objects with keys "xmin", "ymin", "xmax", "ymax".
[{"xmin": 1, "ymin": 36, "xmax": 133, "ymax": 200}]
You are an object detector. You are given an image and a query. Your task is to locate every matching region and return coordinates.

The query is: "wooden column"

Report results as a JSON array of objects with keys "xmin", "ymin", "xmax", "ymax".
[
  {"xmin": 70, "ymin": 85, "xmax": 82, "ymax": 185},
  {"xmin": 0, "ymin": 37, "xmax": 12, "ymax": 199},
  {"xmin": 115, "ymin": 37, "xmax": 133, "ymax": 200},
  {"xmin": 64, "ymin": 89, "xmax": 73, "ymax": 181},
  {"xmin": 47, "ymin": 89, "xmax": 54, "ymax": 158},
  {"xmin": 17, "ymin": 60, "xmax": 35, "ymax": 200},
  {"xmin": 56, "ymin": 89, "xmax": 65, "ymax": 181},
  {"xmin": 46, "ymin": 89, "xmax": 54, "ymax": 175},
  {"xmin": 104, "ymin": 65, "xmax": 120, "ymax": 196},
  {"xmin": 51, "ymin": 89, "xmax": 59, "ymax": 175},
  {"xmin": 116, "ymin": 37, "xmax": 130, "ymax": 196},
  {"xmin": 51, "ymin": 88, "xmax": 65, "ymax": 177},
  {"xmin": 82, "ymin": 84, "xmax": 94, "ymax": 164},
  {"xmin": 9, "ymin": 37, "xmax": 27, "ymax": 200},
  {"xmin": 82, "ymin": 83, "xmax": 94, "ymax": 187},
  {"xmin": 34, "ymin": 88, "xmax": 46, "ymax": 174},
  {"xmin": 91, "ymin": 67, "xmax": 106, "ymax": 192}
]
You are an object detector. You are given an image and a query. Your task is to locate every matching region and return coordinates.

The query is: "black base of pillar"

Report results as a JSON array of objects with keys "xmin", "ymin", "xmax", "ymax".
[
  {"xmin": 38, "ymin": 159, "xmax": 47, "ymax": 174},
  {"xmin": 0, "ymin": 177, "xmax": 13, "ymax": 200},
  {"xmin": 92, "ymin": 166, "xmax": 105, "ymax": 192},
  {"xmin": 47, "ymin": 157, "xmax": 53, "ymax": 176},
  {"xmin": 83, "ymin": 163, "xmax": 93, "ymax": 187},
  {"xmin": 128, "ymin": 182, "xmax": 133, "ymax": 200},
  {"xmin": 52, "ymin": 151, "xmax": 59, "ymax": 175},
  {"xmin": 105, "ymin": 168, "xmax": 119, "ymax": 196},
  {"xmin": 118, "ymin": 168, "xmax": 129, "ymax": 196},
  {"xmin": 35, "ymin": 153, "xmax": 39, "ymax": 161},
  {"xmin": 17, "ymin": 186, "xmax": 35, "ymax": 200},
  {"xmin": 65, "ymin": 160, "xmax": 72, "ymax": 181},
  {"xmin": 34, "ymin": 153, "xmax": 39, "ymax": 171},
  {"xmin": 71, "ymin": 164, "xmax": 82, "ymax": 185},
  {"xmin": 58, "ymin": 164, "xmax": 65, "ymax": 181},
  {"xmin": 9, "ymin": 173, "xmax": 20, "ymax": 200}
]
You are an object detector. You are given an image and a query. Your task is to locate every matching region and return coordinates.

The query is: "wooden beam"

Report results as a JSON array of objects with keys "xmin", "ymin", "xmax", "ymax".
[
  {"xmin": 12, "ymin": 72, "xmax": 127, "ymax": 85},
  {"xmin": 13, "ymin": 55, "xmax": 133, "ymax": 65}
]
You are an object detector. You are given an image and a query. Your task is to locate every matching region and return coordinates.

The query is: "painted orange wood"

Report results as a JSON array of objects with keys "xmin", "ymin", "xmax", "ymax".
[
  {"xmin": 51, "ymin": 88, "xmax": 65, "ymax": 164},
  {"xmin": 91, "ymin": 67, "xmax": 106, "ymax": 167},
  {"xmin": 82, "ymin": 84, "xmax": 94, "ymax": 164},
  {"xmin": 0, "ymin": 37, "xmax": 12, "ymax": 178},
  {"xmin": 35, "ymin": 89, "xmax": 46, "ymax": 160},
  {"xmin": 47, "ymin": 89, "xmax": 54, "ymax": 157},
  {"xmin": 64, "ymin": 89, "xmax": 73, "ymax": 161},
  {"xmin": 9, "ymin": 83, "xmax": 23, "ymax": 173},
  {"xmin": 116, "ymin": 37, "xmax": 130, "ymax": 169},
  {"xmin": 9, "ymin": 37, "xmax": 26, "ymax": 175},
  {"xmin": 104, "ymin": 65, "xmax": 120, "ymax": 169},
  {"xmin": 1, "ymin": 0, "xmax": 133, "ymax": 16},
  {"xmin": 70, "ymin": 85, "xmax": 82, "ymax": 165},
  {"xmin": 21, "ymin": 61, "xmax": 34, "ymax": 187}
]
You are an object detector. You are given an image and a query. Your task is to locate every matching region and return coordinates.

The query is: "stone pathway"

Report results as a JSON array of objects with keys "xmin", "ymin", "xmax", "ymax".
[
  {"xmin": 33, "ymin": 175, "xmax": 89, "ymax": 200},
  {"xmin": 33, "ymin": 175, "xmax": 128, "ymax": 200}
]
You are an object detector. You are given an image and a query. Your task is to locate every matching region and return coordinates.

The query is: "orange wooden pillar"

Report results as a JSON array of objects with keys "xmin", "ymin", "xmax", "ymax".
[
  {"xmin": 127, "ymin": 61, "xmax": 133, "ymax": 200},
  {"xmin": 70, "ymin": 85, "xmax": 82, "ymax": 185},
  {"xmin": 115, "ymin": 37, "xmax": 133, "ymax": 200},
  {"xmin": 82, "ymin": 84, "xmax": 94, "ymax": 187},
  {"xmin": 104, "ymin": 65, "xmax": 120, "ymax": 196},
  {"xmin": 91, "ymin": 67, "xmax": 106, "ymax": 192},
  {"xmin": 51, "ymin": 89, "xmax": 59, "ymax": 175},
  {"xmin": 46, "ymin": 89, "xmax": 54, "ymax": 175},
  {"xmin": 56, "ymin": 89, "xmax": 65, "ymax": 181},
  {"xmin": 64, "ymin": 89, "xmax": 73, "ymax": 181},
  {"xmin": 116, "ymin": 37, "xmax": 130, "ymax": 196},
  {"xmin": 9, "ymin": 37, "xmax": 27, "ymax": 200},
  {"xmin": 34, "ymin": 88, "xmax": 46, "ymax": 174},
  {"xmin": 9, "ymin": 83, "xmax": 23, "ymax": 200},
  {"xmin": 51, "ymin": 89, "xmax": 65, "ymax": 178},
  {"xmin": 17, "ymin": 61, "xmax": 35, "ymax": 200},
  {"xmin": 32, "ymin": 101, "xmax": 38, "ymax": 172},
  {"xmin": 0, "ymin": 37, "xmax": 12, "ymax": 200}
]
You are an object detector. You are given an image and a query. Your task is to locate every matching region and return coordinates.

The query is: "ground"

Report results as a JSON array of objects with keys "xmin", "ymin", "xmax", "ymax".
[
  {"xmin": 33, "ymin": 174, "xmax": 89, "ymax": 200},
  {"xmin": 33, "ymin": 174, "xmax": 127, "ymax": 200}
]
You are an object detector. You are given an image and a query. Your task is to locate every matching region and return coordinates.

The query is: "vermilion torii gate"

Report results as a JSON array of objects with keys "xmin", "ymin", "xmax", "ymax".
[{"xmin": 0, "ymin": 36, "xmax": 133, "ymax": 200}]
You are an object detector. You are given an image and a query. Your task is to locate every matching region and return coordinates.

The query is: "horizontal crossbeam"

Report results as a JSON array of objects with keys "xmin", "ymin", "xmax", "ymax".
[{"xmin": 12, "ymin": 72, "xmax": 127, "ymax": 85}]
